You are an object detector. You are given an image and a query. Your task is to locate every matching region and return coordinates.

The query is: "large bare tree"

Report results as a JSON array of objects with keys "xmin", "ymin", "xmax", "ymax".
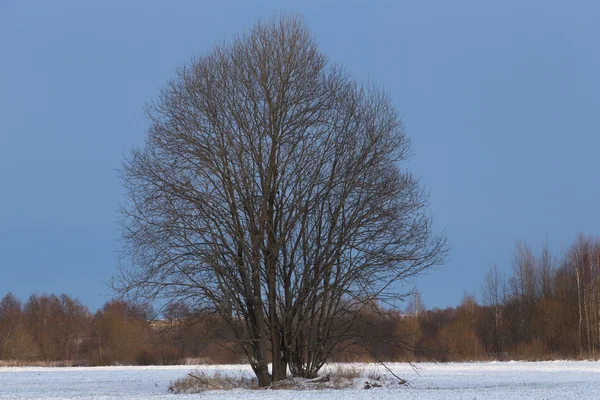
[{"xmin": 115, "ymin": 14, "xmax": 446, "ymax": 386}]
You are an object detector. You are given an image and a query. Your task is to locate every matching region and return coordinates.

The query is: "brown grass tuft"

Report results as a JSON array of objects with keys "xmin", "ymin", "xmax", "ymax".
[
  {"xmin": 326, "ymin": 365, "xmax": 362, "ymax": 379},
  {"xmin": 168, "ymin": 371, "xmax": 257, "ymax": 393}
]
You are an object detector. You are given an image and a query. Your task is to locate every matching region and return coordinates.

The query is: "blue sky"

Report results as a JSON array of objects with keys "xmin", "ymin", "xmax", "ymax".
[{"xmin": 1, "ymin": 0, "xmax": 598, "ymax": 312}]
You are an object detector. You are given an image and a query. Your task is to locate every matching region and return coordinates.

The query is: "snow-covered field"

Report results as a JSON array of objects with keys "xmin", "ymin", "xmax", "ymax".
[{"xmin": 2, "ymin": 361, "xmax": 600, "ymax": 399}]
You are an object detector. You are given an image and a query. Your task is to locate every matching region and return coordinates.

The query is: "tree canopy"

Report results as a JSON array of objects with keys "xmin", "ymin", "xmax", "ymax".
[{"xmin": 116, "ymin": 13, "xmax": 446, "ymax": 386}]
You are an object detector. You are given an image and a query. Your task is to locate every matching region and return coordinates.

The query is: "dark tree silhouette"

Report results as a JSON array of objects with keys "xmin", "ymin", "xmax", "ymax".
[{"xmin": 115, "ymin": 13, "xmax": 447, "ymax": 386}]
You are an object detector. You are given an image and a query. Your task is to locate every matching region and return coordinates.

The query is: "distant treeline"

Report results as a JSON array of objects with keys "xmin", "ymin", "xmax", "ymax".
[
  {"xmin": 1, "ymin": 233, "xmax": 600, "ymax": 365},
  {"xmin": 0, "ymin": 293, "xmax": 413, "ymax": 366},
  {"xmin": 431, "ymin": 233, "xmax": 600, "ymax": 361}
]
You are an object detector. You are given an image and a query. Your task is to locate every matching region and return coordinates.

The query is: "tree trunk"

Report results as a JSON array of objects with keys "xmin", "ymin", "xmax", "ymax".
[
  {"xmin": 253, "ymin": 362, "xmax": 272, "ymax": 387},
  {"xmin": 575, "ymin": 268, "xmax": 583, "ymax": 356}
]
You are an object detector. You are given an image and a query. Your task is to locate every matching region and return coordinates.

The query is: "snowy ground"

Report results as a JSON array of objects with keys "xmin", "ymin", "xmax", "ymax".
[{"xmin": 2, "ymin": 361, "xmax": 600, "ymax": 399}]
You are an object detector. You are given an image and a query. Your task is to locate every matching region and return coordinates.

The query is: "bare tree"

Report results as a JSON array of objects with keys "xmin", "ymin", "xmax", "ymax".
[
  {"xmin": 538, "ymin": 237, "xmax": 554, "ymax": 298},
  {"xmin": 568, "ymin": 234, "xmax": 600, "ymax": 358},
  {"xmin": 115, "ymin": 13, "xmax": 446, "ymax": 385},
  {"xmin": 405, "ymin": 288, "xmax": 426, "ymax": 318},
  {"xmin": 0, "ymin": 293, "xmax": 39, "ymax": 360},
  {"xmin": 482, "ymin": 264, "xmax": 504, "ymax": 357}
]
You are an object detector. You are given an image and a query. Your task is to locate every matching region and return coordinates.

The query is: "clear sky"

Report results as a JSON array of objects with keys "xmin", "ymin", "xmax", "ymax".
[{"xmin": 1, "ymin": 0, "xmax": 599, "ymax": 312}]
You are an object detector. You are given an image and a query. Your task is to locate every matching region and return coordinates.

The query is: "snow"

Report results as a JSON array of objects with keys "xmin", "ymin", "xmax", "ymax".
[{"xmin": 2, "ymin": 361, "xmax": 600, "ymax": 399}]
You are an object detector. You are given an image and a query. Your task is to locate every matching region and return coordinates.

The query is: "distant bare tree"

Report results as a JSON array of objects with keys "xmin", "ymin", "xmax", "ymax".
[
  {"xmin": 507, "ymin": 241, "xmax": 540, "ymax": 344},
  {"xmin": 405, "ymin": 289, "xmax": 426, "ymax": 318},
  {"xmin": 0, "ymin": 293, "xmax": 21, "ymax": 359},
  {"xmin": 115, "ymin": 13, "xmax": 446, "ymax": 385},
  {"xmin": 538, "ymin": 238, "xmax": 554, "ymax": 298},
  {"xmin": 568, "ymin": 234, "xmax": 600, "ymax": 358},
  {"xmin": 22, "ymin": 293, "xmax": 91, "ymax": 362},
  {"xmin": 0, "ymin": 293, "xmax": 38, "ymax": 360},
  {"xmin": 482, "ymin": 264, "xmax": 504, "ymax": 357}
]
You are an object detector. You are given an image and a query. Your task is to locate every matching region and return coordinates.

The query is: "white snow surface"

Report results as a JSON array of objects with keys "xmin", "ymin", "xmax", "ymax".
[{"xmin": 2, "ymin": 361, "xmax": 600, "ymax": 399}]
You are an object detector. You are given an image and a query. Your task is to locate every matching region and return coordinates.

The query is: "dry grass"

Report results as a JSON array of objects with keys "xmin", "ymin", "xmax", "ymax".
[
  {"xmin": 326, "ymin": 364, "xmax": 362, "ymax": 379},
  {"xmin": 267, "ymin": 376, "xmax": 334, "ymax": 390},
  {"xmin": 168, "ymin": 364, "xmax": 403, "ymax": 393},
  {"xmin": 324, "ymin": 364, "xmax": 382, "ymax": 379},
  {"xmin": 366, "ymin": 370, "xmax": 383, "ymax": 381},
  {"xmin": 169, "ymin": 367, "xmax": 364, "ymax": 393},
  {"xmin": 323, "ymin": 364, "xmax": 393, "ymax": 389},
  {"xmin": 168, "ymin": 371, "xmax": 257, "ymax": 393},
  {"xmin": 268, "ymin": 365, "xmax": 365, "ymax": 390},
  {"xmin": 0, "ymin": 360, "xmax": 86, "ymax": 367}
]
